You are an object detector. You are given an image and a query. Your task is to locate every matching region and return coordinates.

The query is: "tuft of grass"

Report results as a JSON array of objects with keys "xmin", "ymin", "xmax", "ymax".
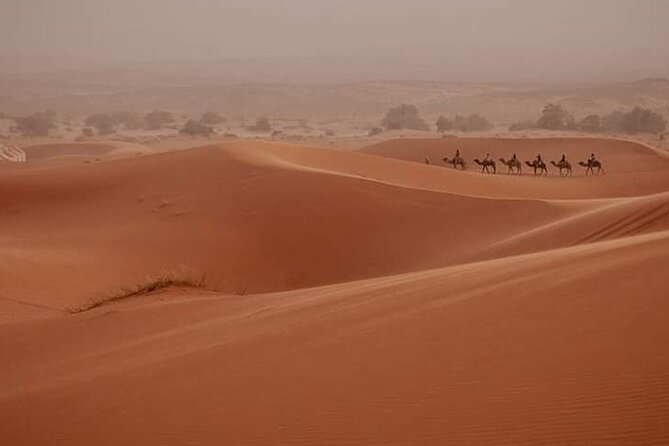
[{"xmin": 69, "ymin": 271, "xmax": 206, "ymax": 314}]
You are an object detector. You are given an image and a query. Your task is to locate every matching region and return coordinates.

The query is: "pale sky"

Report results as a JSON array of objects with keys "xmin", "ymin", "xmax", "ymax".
[{"xmin": 2, "ymin": 0, "xmax": 668, "ymax": 82}]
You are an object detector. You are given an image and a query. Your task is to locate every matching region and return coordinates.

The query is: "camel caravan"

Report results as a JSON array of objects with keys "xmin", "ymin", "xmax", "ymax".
[
  {"xmin": 430, "ymin": 149, "xmax": 604, "ymax": 176},
  {"xmin": 0, "ymin": 144, "xmax": 27, "ymax": 162}
]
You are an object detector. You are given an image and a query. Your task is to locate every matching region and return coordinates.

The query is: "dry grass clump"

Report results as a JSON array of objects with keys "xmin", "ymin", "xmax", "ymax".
[{"xmin": 69, "ymin": 270, "xmax": 206, "ymax": 314}]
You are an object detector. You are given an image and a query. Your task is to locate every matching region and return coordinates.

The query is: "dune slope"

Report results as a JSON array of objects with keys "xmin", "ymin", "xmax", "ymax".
[{"xmin": 1, "ymin": 231, "xmax": 668, "ymax": 445}]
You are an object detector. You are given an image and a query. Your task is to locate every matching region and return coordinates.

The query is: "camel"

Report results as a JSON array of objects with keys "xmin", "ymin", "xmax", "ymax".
[
  {"xmin": 578, "ymin": 159, "xmax": 605, "ymax": 175},
  {"xmin": 498, "ymin": 158, "xmax": 522, "ymax": 175},
  {"xmin": 550, "ymin": 160, "xmax": 572, "ymax": 176},
  {"xmin": 525, "ymin": 160, "xmax": 548, "ymax": 176},
  {"xmin": 442, "ymin": 156, "xmax": 466, "ymax": 170},
  {"xmin": 473, "ymin": 158, "xmax": 496, "ymax": 174}
]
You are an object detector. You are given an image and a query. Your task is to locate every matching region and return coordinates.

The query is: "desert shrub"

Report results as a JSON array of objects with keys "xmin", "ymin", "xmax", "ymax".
[
  {"xmin": 81, "ymin": 128, "xmax": 95, "ymax": 137},
  {"xmin": 13, "ymin": 111, "xmax": 56, "ymax": 136},
  {"xmin": 436, "ymin": 115, "xmax": 452, "ymax": 132},
  {"xmin": 508, "ymin": 120, "xmax": 535, "ymax": 132},
  {"xmin": 537, "ymin": 103, "xmax": 571, "ymax": 130},
  {"xmin": 579, "ymin": 114, "xmax": 602, "ymax": 132},
  {"xmin": 200, "ymin": 111, "xmax": 225, "ymax": 125},
  {"xmin": 451, "ymin": 114, "xmax": 493, "ymax": 132},
  {"xmin": 111, "ymin": 111, "xmax": 145, "ymax": 130},
  {"xmin": 368, "ymin": 126, "xmax": 383, "ymax": 136},
  {"xmin": 602, "ymin": 111, "xmax": 625, "ymax": 132},
  {"xmin": 381, "ymin": 104, "xmax": 429, "ymax": 131},
  {"xmin": 246, "ymin": 116, "xmax": 272, "ymax": 133},
  {"xmin": 85, "ymin": 113, "xmax": 116, "ymax": 135},
  {"xmin": 144, "ymin": 110, "xmax": 174, "ymax": 130},
  {"xmin": 619, "ymin": 107, "xmax": 667, "ymax": 134},
  {"xmin": 180, "ymin": 119, "xmax": 214, "ymax": 136}
]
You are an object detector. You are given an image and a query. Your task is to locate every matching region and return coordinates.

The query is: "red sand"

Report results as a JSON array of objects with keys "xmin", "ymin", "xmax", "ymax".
[{"xmin": 1, "ymin": 138, "xmax": 668, "ymax": 445}]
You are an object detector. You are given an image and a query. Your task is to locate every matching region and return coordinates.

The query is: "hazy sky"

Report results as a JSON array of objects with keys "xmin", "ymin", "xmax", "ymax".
[{"xmin": 2, "ymin": 0, "xmax": 669, "ymax": 82}]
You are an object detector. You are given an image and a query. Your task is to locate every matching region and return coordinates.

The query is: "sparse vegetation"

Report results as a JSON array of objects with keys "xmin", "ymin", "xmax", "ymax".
[
  {"xmin": 368, "ymin": 126, "xmax": 383, "ymax": 136},
  {"xmin": 537, "ymin": 103, "xmax": 571, "ymax": 130},
  {"xmin": 619, "ymin": 107, "xmax": 667, "ymax": 134},
  {"xmin": 68, "ymin": 272, "xmax": 206, "ymax": 313},
  {"xmin": 436, "ymin": 115, "xmax": 452, "ymax": 132},
  {"xmin": 13, "ymin": 110, "xmax": 56, "ymax": 136},
  {"xmin": 85, "ymin": 113, "xmax": 117, "ymax": 135},
  {"xmin": 579, "ymin": 114, "xmax": 602, "ymax": 132},
  {"xmin": 381, "ymin": 104, "xmax": 429, "ymax": 131},
  {"xmin": 112, "ymin": 111, "xmax": 145, "ymax": 130},
  {"xmin": 508, "ymin": 120, "xmax": 536, "ymax": 132},
  {"xmin": 452, "ymin": 114, "xmax": 493, "ymax": 132},
  {"xmin": 200, "ymin": 111, "xmax": 225, "ymax": 125},
  {"xmin": 144, "ymin": 110, "xmax": 174, "ymax": 130},
  {"xmin": 180, "ymin": 119, "xmax": 214, "ymax": 136},
  {"xmin": 246, "ymin": 116, "xmax": 272, "ymax": 133}
]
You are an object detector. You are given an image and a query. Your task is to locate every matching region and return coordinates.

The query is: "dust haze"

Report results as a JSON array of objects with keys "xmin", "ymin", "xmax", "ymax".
[{"xmin": 2, "ymin": 0, "xmax": 669, "ymax": 82}]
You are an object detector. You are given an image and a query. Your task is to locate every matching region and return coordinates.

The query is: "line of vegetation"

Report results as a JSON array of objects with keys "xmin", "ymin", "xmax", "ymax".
[
  {"xmin": 68, "ymin": 273, "xmax": 206, "ymax": 314},
  {"xmin": 510, "ymin": 103, "xmax": 667, "ymax": 135}
]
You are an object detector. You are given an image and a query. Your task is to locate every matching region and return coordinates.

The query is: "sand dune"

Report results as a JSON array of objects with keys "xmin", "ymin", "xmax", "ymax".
[
  {"xmin": 1, "ymin": 137, "xmax": 668, "ymax": 444},
  {"xmin": 1, "ymin": 231, "xmax": 668, "ymax": 445}
]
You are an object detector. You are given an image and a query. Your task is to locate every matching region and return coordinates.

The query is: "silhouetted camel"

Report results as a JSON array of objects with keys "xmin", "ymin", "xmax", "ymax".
[
  {"xmin": 473, "ymin": 158, "xmax": 496, "ymax": 174},
  {"xmin": 525, "ymin": 160, "xmax": 548, "ymax": 176},
  {"xmin": 578, "ymin": 159, "xmax": 605, "ymax": 175},
  {"xmin": 442, "ymin": 156, "xmax": 466, "ymax": 170},
  {"xmin": 499, "ymin": 158, "xmax": 522, "ymax": 175},
  {"xmin": 550, "ymin": 160, "xmax": 572, "ymax": 176}
]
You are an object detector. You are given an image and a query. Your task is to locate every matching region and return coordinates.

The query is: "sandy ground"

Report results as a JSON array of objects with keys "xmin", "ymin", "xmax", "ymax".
[{"xmin": 1, "ymin": 136, "xmax": 668, "ymax": 445}]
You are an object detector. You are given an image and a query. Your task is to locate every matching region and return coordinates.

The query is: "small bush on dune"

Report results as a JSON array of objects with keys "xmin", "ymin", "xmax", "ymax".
[{"xmin": 68, "ymin": 270, "xmax": 206, "ymax": 313}]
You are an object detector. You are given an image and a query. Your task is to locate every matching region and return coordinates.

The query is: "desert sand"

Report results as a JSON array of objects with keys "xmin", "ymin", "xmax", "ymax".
[{"xmin": 1, "ymin": 137, "xmax": 669, "ymax": 445}]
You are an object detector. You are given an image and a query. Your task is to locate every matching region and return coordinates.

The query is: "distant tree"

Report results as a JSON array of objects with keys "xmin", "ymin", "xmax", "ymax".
[
  {"xmin": 579, "ymin": 114, "xmax": 602, "ymax": 133},
  {"xmin": 84, "ymin": 113, "xmax": 116, "ymax": 135},
  {"xmin": 13, "ymin": 111, "xmax": 56, "ymax": 136},
  {"xmin": 537, "ymin": 103, "xmax": 570, "ymax": 130},
  {"xmin": 368, "ymin": 126, "xmax": 383, "ymax": 137},
  {"xmin": 620, "ymin": 107, "xmax": 667, "ymax": 134},
  {"xmin": 381, "ymin": 104, "xmax": 429, "ymax": 131},
  {"xmin": 144, "ymin": 110, "xmax": 174, "ymax": 130},
  {"xmin": 602, "ymin": 111, "xmax": 626, "ymax": 132},
  {"xmin": 451, "ymin": 113, "xmax": 493, "ymax": 132},
  {"xmin": 200, "ymin": 111, "xmax": 225, "ymax": 125},
  {"xmin": 111, "ymin": 111, "xmax": 145, "ymax": 130},
  {"xmin": 508, "ymin": 120, "xmax": 536, "ymax": 132},
  {"xmin": 81, "ymin": 128, "xmax": 95, "ymax": 137},
  {"xmin": 246, "ymin": 116, "xmax": 272, "ymax": 133},
  {"xmin": 180, "ymin": 119, "xmax": 214, "ymax": 136},
  {"xmin": 436, "ymin": 115, "xmax": 452, "ymax": 132}
]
